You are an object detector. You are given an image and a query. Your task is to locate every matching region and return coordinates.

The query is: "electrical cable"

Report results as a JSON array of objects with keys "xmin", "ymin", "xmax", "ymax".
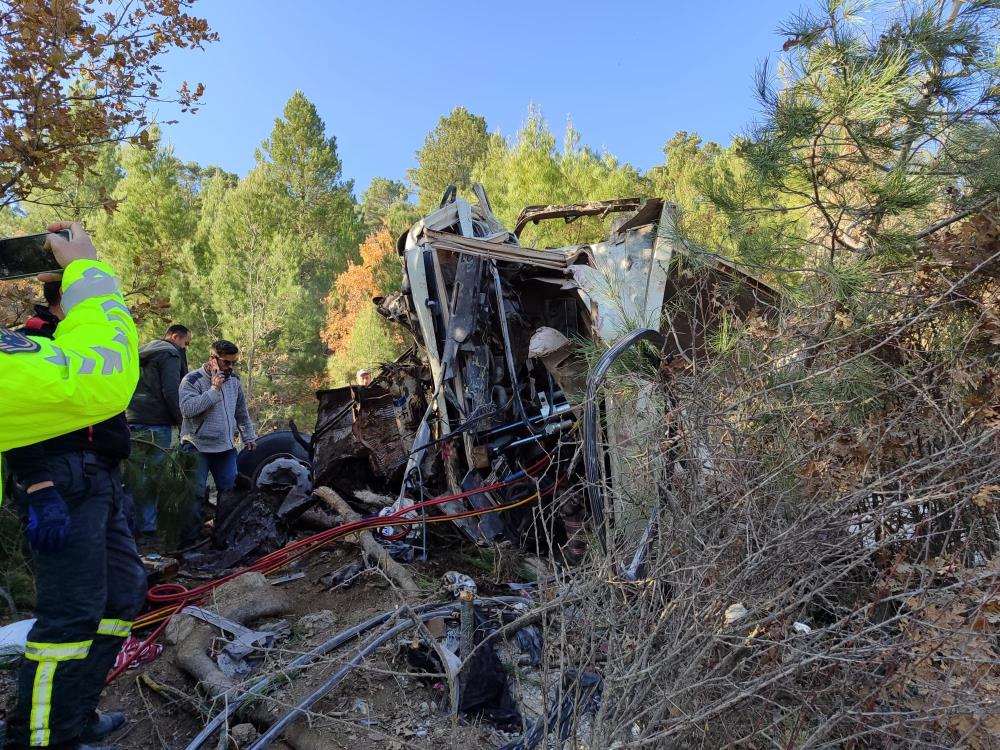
[
  {"xmin": 246, "ymin": 608, "xmax": 458, "ymax": 750},
  {"xmin": 112, "ymin": 456, "xmax": 559, "ymax": 679}
]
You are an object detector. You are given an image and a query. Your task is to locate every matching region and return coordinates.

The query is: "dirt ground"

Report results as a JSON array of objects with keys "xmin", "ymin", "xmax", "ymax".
[{"xmin": 84, "ymin": 538, "xmax": 530, "ymax": 750}]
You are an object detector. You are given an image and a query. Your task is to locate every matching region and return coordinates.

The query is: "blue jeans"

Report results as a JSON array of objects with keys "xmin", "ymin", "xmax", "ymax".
[
  {"xmin": 192, "ymin": 448, "xmax": 238, "ymax": 498},
  {"xmin": 184, "ymin": 448, "xmax": 237, "ymax": 544},
  {"xmin": 128, "ymin": 423, "xmax": 174, "ymax": 533}
]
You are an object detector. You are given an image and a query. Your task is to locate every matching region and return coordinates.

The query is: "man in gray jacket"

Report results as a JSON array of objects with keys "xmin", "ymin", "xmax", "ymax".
[{"xmin": 179, "ymin": 339, "xmax": 257, "ymax": 544}]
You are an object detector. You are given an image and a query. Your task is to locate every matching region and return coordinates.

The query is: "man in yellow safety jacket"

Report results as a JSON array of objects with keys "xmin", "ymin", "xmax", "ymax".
[
  {"xmin": 0, "ymin": 222, "xmax": 143, "ymax": 750},
  {"xmin": 0, "ymin": 222, "xmax": 138, "ymax": 464}
]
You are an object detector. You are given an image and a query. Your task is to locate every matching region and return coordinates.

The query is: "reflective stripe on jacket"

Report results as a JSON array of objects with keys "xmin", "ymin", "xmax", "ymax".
[{"xmin": 0, "ymin": 260, "xmax": 139, "ymax": 496}]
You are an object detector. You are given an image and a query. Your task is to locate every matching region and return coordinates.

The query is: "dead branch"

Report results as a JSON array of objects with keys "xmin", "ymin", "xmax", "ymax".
[
  {"xmin": 139, "ymin": 673, "xmax": 212, "ymax": 720},
  {"xmin": 313, "ymin": 486, "xmax": 421, "ymax": 596},
  {"xmin": 168, "ymin": 573, "xmax": 329, "ymax": 750}
]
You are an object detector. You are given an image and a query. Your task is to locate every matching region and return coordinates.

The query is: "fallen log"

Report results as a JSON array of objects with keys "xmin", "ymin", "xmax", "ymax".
[
  {"xmin": 167, "ymin": 572, "xmax": 329, "ymax": 750},
  {"xmin": 313, "ymin": 486, "xmax": 421, "ymax": 596}
]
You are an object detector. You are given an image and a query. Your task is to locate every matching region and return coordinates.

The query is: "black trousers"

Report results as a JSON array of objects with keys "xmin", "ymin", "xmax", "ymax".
[{"xmin": 7, "ymin": 453, "xmax": 147, "ymax": 748}]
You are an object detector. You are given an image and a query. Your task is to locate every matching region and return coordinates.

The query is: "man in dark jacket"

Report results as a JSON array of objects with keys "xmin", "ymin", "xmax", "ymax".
[{"xmin": 125, "ymin": 324, "xmax": 191, "ymax": 534}]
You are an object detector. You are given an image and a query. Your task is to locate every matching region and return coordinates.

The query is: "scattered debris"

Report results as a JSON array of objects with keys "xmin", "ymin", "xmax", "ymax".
[
  {"xmin": 254, "ymin": 456, "xmax": 311, "ymax": 495},
  {"xmin": 112, "ymin": 635, "xmax": 164, "ymax": 671},
  {"xmin": 265, "ymin": 571, "xmax": 305, "ymax": 586},
  {"xmin": 318, "ymin": 559, "xmax": 366, "ymax": 590},
  {"xmin": 724, "ymin": 603, "xmax": 749, "ymax": 624},
  {"xmin": 167, "ymin": 573, "xmax": 331, "ymax": 750},
  {"xmin": 0, "ymin": 618, "xmax": 34, "ymax": 667},
  {"xmin": 180, "ymin": 605, "xmax": 276, "ymax": 660},
  {"xmin": 513, "ymin": 625, "xmax": 543, "ymax": 667},
  {"xmin": 314, "ymin": 486, "xmax": 420, "ymax": 595},
  {"xmin": 442, "ymin": 571, "xmax": 477, "ymax": 597}
]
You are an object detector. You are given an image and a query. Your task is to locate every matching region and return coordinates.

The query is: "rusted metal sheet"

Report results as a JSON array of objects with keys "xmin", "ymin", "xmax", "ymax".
[{"xmin": 351, "ymin": 388, "xmax": 407, "ymax": 481}]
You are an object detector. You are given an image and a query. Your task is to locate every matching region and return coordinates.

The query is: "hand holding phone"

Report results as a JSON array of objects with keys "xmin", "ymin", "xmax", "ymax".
[
  {"xmin": 44, "ymin": 221, "xmax": 96, "ymax": 272},
  {"xmin": 0, "ymin": 221, "xmax": 97, "ymax": 281},
  {"xmin": 210, "ymin": 363, "xmax": 226, "ymax": 391}
]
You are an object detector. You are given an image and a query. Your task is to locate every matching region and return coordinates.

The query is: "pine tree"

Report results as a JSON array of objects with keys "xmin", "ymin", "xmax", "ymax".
[
  {"xmin": 713, "ymin": 0, "xmax": 1000, "ymax": 269},
  {"xmin": 163, "ymin": 167, "xmax": 238, "ymax": 360},
  {"xmin": 473, "ymin": 107, "xmax": 649, "ymax": 246},
  {"xmin": 408, "ymin": 107, "xmax": 491, "ymax": 212},
  {"xmin": 360, "ymin": 177, "xmax": 419, "ymax": 237},
  {"xmin": 206, "ymin": 168, "xmax": 305, "ymax": 422},
  {"xmin": 255, "ymin": 91, "xmax": 361, "ymax": 281},
  {"xmin": 646, "ymin": 132, "xmax": 737, "ymax": 251},
  {"xmin": 91, "ymin": 128, "xmax": 198, "ymax": 326}
]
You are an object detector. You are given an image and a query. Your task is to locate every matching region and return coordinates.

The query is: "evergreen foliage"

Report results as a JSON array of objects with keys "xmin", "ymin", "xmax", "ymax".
[
  {"xmin": 712, "ymin": 0, "xmax": 1000, "ymax": 270},
  {"xmin": 474, "ymin": 108, "xmax": 648, "ymax": 247},
  {"xmin": 360, "ymin": 177, "xmax": 418, "ymax": 238},
  {"xmin": 121, "ymin": 439, "xmax": 200, "ymax": 548},
  {"xmin": 92, "ymin": 128, "xmax": 198, "ymax": 324},
  {"xmin": 408, "ymin": 107, "xmax": 491, "ymax": 212}
]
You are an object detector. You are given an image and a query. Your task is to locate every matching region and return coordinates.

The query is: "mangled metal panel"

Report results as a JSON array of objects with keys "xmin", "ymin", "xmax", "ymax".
[
  {"xmin": 323, "ymin": 186, "xmax": 781, "ymax": 551},
  {"xmin": 566, "ymin": 199, "xmax": 676, "ymax": 344},
  {"xmin": 312, "ymin": 384, "xmax": 408, "ymax": 502}
]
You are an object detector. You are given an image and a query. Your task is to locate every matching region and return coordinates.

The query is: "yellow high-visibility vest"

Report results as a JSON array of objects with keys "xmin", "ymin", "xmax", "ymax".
[{"xmin": 0, "ymin": 259, "xmax": 139, "ymax": 497}]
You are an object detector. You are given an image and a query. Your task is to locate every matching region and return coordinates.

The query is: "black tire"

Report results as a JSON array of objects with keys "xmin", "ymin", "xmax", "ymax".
[{"xmin": 236, "ymin": 431, "xmax": 310, "ymax": 489}]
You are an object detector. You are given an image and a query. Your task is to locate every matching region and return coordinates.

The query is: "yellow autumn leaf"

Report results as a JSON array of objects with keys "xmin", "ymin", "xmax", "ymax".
[{"xmin": 973, "ymin": 484, "xmax": 1000, "ymax": 508}]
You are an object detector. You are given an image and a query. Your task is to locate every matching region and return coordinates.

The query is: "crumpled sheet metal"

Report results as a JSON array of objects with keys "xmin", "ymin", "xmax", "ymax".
[
  {"xmin": 323, "ymin": 188, "xmax": 783, "ymax": 546},
  {"xmin": 352, "ymin": 389, "xmax": 407, "ymax": 481},
  {"xmin": 568, "ymin": 213, "xmax": 676, "ymax": 345}
]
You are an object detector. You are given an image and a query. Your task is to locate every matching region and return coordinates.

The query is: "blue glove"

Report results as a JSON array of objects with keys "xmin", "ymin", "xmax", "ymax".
[{"xmin": 26, "ymin": 486, "xmax": 72, "ymax": 555}]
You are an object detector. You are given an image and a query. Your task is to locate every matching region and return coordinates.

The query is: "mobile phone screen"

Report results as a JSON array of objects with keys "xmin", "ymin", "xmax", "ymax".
[{"xmin": 0, "ymin": 231, "xmax": 70, "ymax": 280}]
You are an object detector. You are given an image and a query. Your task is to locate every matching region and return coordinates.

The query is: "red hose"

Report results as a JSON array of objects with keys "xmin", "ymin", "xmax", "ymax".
[{"xmin": 108, "ymin": 454, "xmax": 556, "ymax": 682}]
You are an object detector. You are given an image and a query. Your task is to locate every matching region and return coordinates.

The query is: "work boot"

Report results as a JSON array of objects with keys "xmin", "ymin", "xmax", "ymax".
[{"xmin": 79, "ymin": 711, "xmax": 127, "ymax": 743}]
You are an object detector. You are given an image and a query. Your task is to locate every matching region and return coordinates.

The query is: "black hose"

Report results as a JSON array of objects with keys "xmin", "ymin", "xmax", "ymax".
[
  {"xmin": 583, "ymin": 328, "xmax": 665, "ymax": 552},
  {"xmin": 182, "ymin": 607, "xmax": 415, "ymax": 750},
  {"xmin": 247, "ymin": 607, "xmax": 458, "ymax": 750},
  {"xmin": 184, "ymin": 597, "xmax": 529, "ymax": 750}
]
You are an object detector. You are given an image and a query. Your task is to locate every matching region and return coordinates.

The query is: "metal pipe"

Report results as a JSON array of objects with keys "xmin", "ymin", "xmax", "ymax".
[
  {"xmin": 490, "ymin": 262, "xmax": 534, "ymax": 433},
  {"xmin": 483, "ymin": 402, "xmax": 574, "ymax": 440},
  {"xmin": 505, "ymin": 418, "xmax": 574, "ymax": 450}
]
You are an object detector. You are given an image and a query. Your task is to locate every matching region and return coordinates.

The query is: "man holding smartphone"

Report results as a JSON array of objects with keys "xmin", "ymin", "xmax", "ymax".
[
  {"xmin": 0, "ymin": 222, "xmax": 144, "ymax": 750},
  {"xmin": 178, "ymin": 339, "xmax": 257, "ymax": 545}
]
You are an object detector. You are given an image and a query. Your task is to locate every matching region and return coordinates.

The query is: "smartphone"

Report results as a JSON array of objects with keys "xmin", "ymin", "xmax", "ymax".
[{"xmin": 0, "ymin": 230, "xmax": 71, "ymax": 280}]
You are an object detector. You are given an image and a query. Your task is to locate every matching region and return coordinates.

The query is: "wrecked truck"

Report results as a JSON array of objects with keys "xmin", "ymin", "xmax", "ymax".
[{"xmin": 312, "ymin": 186, "xmax": 779, "ymax": 556}]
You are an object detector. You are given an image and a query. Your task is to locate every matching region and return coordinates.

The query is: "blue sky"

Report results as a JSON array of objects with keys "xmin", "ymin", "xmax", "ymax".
[{"xmin": 156, "ymin": 0, "xmax": 804, "ymax": 196}]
